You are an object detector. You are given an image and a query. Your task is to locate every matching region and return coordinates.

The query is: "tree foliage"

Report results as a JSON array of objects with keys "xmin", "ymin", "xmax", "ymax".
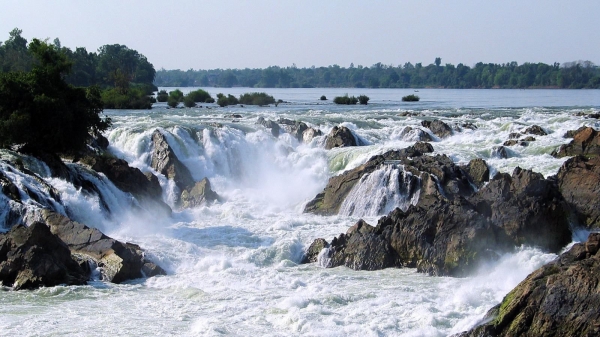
[
  {"xmin": 333, "ymin": 94, "xmax": 358, "ymax": 105},
  {"xmin": 238, "ymin": 92, "xmax": 275, "ymax": 105},
  {"xmin": 0, "ymin": 39, "xmax": 110, "ymax": 153}
]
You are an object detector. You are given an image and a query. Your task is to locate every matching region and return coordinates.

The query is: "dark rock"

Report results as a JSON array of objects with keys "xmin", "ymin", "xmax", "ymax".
[
  {"xmin": 564, "ymin": 126, "xmax": 588, "ymax": 138},
  {"xmin": 524, "ymin": 125, "xmax": 547, "ymax": 136},
  {"xmin": 503, "ymin": 139, "xmax": 519, "ymax": 146},
  {"xmin": 557, "ymin": 155, "xmax": 600, "ymax": 229},
  {"xmin": 491, "ymin": 146, "xmax": 509, "ymax": 158},
  {"xmin": 457, "ymin": 122, "xmax": 478, "ymax": 131},
  {"xmin": 225, "ymin": 114, "xmax": 243, "ymax": 118},
  {"xmin": 463, "ymin": 158, "xmax": 490, "ymax": 188},
  {"xmin": 301, "ymin": 238, "xmax": 328, "ymax": 263},
  {"xmin": 151, "ymin": 129, "xmax": 195, "ymax": 191},
  {"xmin": 508, "ymin": 132, "xmax": 522, "ymax": 139},
  {"xmin": 0, "ymin": 222, "xmax": 88, "ymax": 290},
  {"xmin": 455, "ymin": 233, "xmax": 600, "ymax": 337},
  {"xmin": 421, "ymin": 119, "xmax": 453, "ymax": 139},
  {"xmin": 278, "ymin": 118, "xmax": 309, "ymax": 143},
  {"xmin": 553, "ymin": 127, "xmax": 600, "ymax": 158},
  {"xmin": 522, "ymin": 136, "xmax": 536, "ymax": 142},
  {"xmin": 142, "ymin": 261, "xmax": 166, "ymax": 277},
  {"xmin": 0, "ymin": 171, "xmax": 21, "ymax": 201},
  {"xmin": 302, "ymin": 127, "xmax": 322, "ymax": 143},
  {"xmin": 42, "ymin": 210, "xmax": 165, "ymax": 283},
  {"xmin": 257, "ymin": 117, "xmax": 280, "ymax": 137},
  {"xmin": 324, "ymin": 126, "xmax": 358, "ymax": 149},
  {"xmin": 180, "ymin": 178, "xmax": 221, "ymax": 209},
  {"xmin": 398, "ymin": 126, "xmax": 432, "ymax": 142}
]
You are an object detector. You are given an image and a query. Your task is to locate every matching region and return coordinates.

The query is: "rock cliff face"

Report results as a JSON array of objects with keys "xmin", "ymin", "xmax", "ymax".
[
  {"xmin": 455, "ymin": 233, "xmax": 600, "ymax": 337},
  {"xmin": 151, "ymin": 129, "xmax": 195, "ymax": 192},
  {"xmin": 557, "ymin": 155, "xmax": 600, "ymax": 229},
  {"xmin": 553, "ymin": 126, "xmax": 600, "ymax": 158}
]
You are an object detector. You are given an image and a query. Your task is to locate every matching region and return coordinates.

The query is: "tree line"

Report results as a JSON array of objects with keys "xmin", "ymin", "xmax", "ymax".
[
  {"xmin": 155, "ymin": 59, "xmax": 600, "ymax": 89},
  {"xmin": 0, "ymin": 28, "xmax": 157, "ymax": 109}
]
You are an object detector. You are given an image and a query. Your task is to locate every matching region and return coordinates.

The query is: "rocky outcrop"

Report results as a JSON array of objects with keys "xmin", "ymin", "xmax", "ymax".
[
  {"xmin": 557, "ymin": 155, "xmax": 600, "ymax": 229},
  {"xmin": 456, "ymin": 233, "xmax": 600, "ymax": 337},
  {"xmin": 491, "ymin": 146, "xmax": 510, "ymax": 159},
  {"xmin": 304, "ymin": 167, "xmax": 572, "ymax": 276},
  {"xmin": 278, "ymin": 118, "xmax": 308, "ymax": 142},
  {"xmin": 257, "ymin": 117, "xmax": 280, "ymax": 137},
  {"xmin": 0, "ymin": 222, "xmax": 88, "ymax": 290},
  {"xmin": 304, "ymin": 143, "xmax": 437, "ymax": 215},
  {"xmin": 324, "ymin": 126, "xmax": 360, "ymax": 149},
  {"xmin": 180, "ymin": 178, "xmax": 221, "ymax": 208},
  {"xmin": 553, "ymin": 126, "xmax": 600, "ymax": 158},
  {"xmin": 524, "ymin": 124, "xmax": 547, "ymax": 136},
  {"xmin": 302, "ymin": 127, "xmax": 322, "ymax": 143},
  {"xmin": 42, "ymin": 210, "xmax": 166, "ymax": 283},
  {"xmin": 462, "ymin": 158, "xmax": 490, "ymax": 188},
  {"xmin": 398, "ymin": 126, "xmax": 432, "ymax": 142},
  {"xmin": 421, "ymin": 119, "xmax": 453, "ymax": 139},
  {"xmin": 151, "ymin": 129, "xmax": 195, "ymax": 191}
]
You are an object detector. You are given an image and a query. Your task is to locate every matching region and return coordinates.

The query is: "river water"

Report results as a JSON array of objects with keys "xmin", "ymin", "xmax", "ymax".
[{"xmin": 1, "ymin": 88, "xmax": 599, "ymax": 336}]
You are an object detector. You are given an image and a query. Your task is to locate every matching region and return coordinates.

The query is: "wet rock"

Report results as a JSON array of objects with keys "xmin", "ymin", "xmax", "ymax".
[
  {"xmin": 524, "ymin": 125, "xmax": 547, "ymax": 136},
  {"xmin": 42, "ymin": 210, "xmax": 166, "ymax": 283},
  {"xmin": 180, "ymin": 178, "xmax": 221, "ymax": 209},
  {"xmin": 0, "ymin": 222, "xmax": 88, "ymax": 290},
  {"xmin": 278, "ymin": 118, "xmax": 309, "ymax": 142},
  {"xmin": 302, "ymin": 127, "xmax": 322, "ymax": 143},
  {"xmin": 421, "ymin": 119, "xmax": 453, "ymax": 139},
  {"xmin": 508, "ymin": 132, "xmax": 522, "ymax": 139},
  {"xmin": 553, "ymin": 126, "xmax": 600, "ymax": 158},
  {"xmin": 557, "ymin": 155, "xmax": 600, "ymax": 229},
  {"xmin": 522, "ymin": 136, "xmax": 536, "ymax": 142},
  {"xmin": 457, "ymin": 122, "xmax": 478, "ymax": 131},
  {"xmin": 455, "ymin": 232, "xmax": 600, "ymax": 337},
  {"xmin": 564, "ymin": 126, "xmax": 588, "ymax": 138},
  {"xmin": 491, "ymin": 146, "xmax": 509, "ymax": 158},
  {"xmin": 301, "ymin": 238, "xmax": 328, "ymax": 264},
  {"xmin": 463, "ymin": 158, "xmax": 490, "ymax": 188},
  {"xmin": 324, "ymin": 126, "xmax": 359, "ymax": 149},
  {"xmin": 151, "ymin": 129, "xmax": 195, "ymax": 191},
  {"xmin": 304, "ymin": 143, "xmax": 476, "ymax": 216},
  {"xmin": 256, "ymin": 117, "xmax": 280, "ymax": 137},
  {"xmin": 398, "ymin": 126, "xmax": 432, "ymax": 142},
  {"xmin": 503, "ymin": 139, "xmax": 519, "ymax": 146}
]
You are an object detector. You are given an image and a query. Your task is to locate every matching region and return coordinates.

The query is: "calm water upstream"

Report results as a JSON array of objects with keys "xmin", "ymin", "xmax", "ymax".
[{"xmin": 1, "ymin": 88, "xmax": 598, "ymax": 336}]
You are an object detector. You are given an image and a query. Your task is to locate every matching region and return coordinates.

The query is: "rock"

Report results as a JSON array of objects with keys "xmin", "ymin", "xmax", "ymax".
[
  {"xmin": 491, "ymin": 146, "xmax": 509, "ymax": 158},
  {"xmin": 503, "ymin": 139, "xmax": 519, "ymax": 146},
  {"xmin": 301, "ymin": 238, "xmax": 328, "ymax": 263},
  {"xmin": 278, "ymin": 118, "xmax": 309, "ymax": 142},
  {"xmin": 553, "ymin": 126, "xmax": 600, "ymax": 158},
  {"xmin": 508, "ymin": 132, "xmax": 522, "ymax": 139},
  {"xmin": 455, "ymin": 233, "xmax": 600, "ymax": 337},
  {"xmin": 398, "ymin": 126, "xmax": 432, "ymax": 142},
  {"xmin": 257, "ymin": 117, "xmax": 280, "ymax": 137},
  {"xmin": 305, "ymin": 167, "xmax": 572, "ymax": 276},
  {"xmin": 557, "ymin": 155, "xmax": 600, "ymax": 229},
  {"xmin": 457, "ymin": 122, "xmax": 478, "ymax": 131},
  {"xmin": 302, "ymin": 127, "xmax": 322, "ymax": 143},
  {"xmin": 304, "ymin": 143, "xmax": 475, "ymax": 216},
  {"xmin": 522, "ymin": 136, "xmax": 536, "ymax": 142},
  {"xmin": 564, "ymin": 126, "xmax": 588, "ymax": 138},
  {"xmin": 421, "ymin": 119, "xmax": 453, "ymax": 139},
  {"xmin": 151, "ymin": 129, "xmax": 195, "ymax": 191},
  {"xmin": 180, "ymin": 178, "xmax": 221, "ymax": 209},
  {"xmin": 463, "ymin": 158, "xmax": 490, "ymax": 188},
  {"xmin": 42, "ymin": 210, "xmax": 165, "ymax": 283},
  {"xmin": 0, "ymin": 222, "xmax": 88, "ymax": 290},
  {"xmin": 524, "ymin": 125, "xmax": 547, "ymax": 136},
  {"xmin": 324, "ymin": 126, "xmax": 359, "ymax": 149}
]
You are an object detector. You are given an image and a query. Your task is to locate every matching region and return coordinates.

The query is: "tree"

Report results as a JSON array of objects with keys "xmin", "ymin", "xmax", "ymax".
[
  {"xmin": 0, "ymin": 39, "xmax": 110, "ymax": 153},
  {"xmin": 435, "ymin": 57, "xmax": 441, "ymax": 67}
]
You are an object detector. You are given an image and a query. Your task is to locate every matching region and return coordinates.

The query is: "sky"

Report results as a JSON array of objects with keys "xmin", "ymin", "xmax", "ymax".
[{"xmin": 1, "ymin": 0, "xmax": 599, "ymax": 70}]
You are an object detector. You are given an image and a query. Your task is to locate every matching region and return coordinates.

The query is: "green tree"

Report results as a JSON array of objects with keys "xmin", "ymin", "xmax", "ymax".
[{"xmin": 0, "ymin": 39, "xmax": 110, "ymax": 153}]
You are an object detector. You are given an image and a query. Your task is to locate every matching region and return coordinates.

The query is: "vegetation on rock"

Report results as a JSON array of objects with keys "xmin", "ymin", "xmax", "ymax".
[
  {"xmin": 402, "ymin": 94, "xmax": 420, "ymax": 102},
  {"xmin": 333, "ymin": 94, "xmax": 358, "ymax": 105}
]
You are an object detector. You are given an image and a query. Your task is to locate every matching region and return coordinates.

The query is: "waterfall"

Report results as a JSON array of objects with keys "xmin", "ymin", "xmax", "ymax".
[{"xmin": 339, "ymin": 164, "xmax": 420, "ymax": 217}]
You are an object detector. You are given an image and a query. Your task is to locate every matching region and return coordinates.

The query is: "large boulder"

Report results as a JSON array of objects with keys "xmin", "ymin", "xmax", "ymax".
[
  {"xmin": 324, "ymin": 126, "xmax": 359, "ymax": 149},
  {"xmin": 557, "ymin": 155, "xmax": 600, "ymax": 229},
  {"xmin": 524, "ymin": 124, "xmax": 547, "ymax": 136},
  {"xmin": 257, "ymin": 117, "xmax": 280, "ymax": 137},
  {"xmin": 397, "ymin": 126, "xmax": 432, "ymax": 142},
  {"xmin": 151, "ymin": 129, "xmax": 195, "ymax": 191},
  {"xmin": 180, "ymin": 178, "xmax": 221, "ymax": 209},
  {"xmin": 42, "ymin": 210, "xmax": 165, "ymax": 283},
  {"xmin": 304, "ymin": 143, "xmax": 437, "ymax": 215},
  {"xmin": 455, "ymin": 232, "xmax": 600, "ymax": 337},
  {"xmin": 304, "ymin": 167, "xmax": 572, "ymax": 276},
  {"xmin": 553, "ymin": 126, "xmax": 600, "ymax": 158},
  {"xmin": 278, "ymin": 118, "xmax": 309, "ymax": 143},
  {"xmin": 421, "ymin": 119, "xmax": 453, "ymax": 139},
  {"xmin": 0, "ymin": 222, "xmax": 88, "ymax": 290},
  {"xmin": 302, "ymin": 127, "xmax": 322, "ymax": 143},
  {"xmin": 462, "ymin": 158, "xmax": 490, "ymax": 188}
]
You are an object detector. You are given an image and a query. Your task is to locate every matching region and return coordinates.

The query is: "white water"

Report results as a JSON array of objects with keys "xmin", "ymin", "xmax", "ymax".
[{"xmin": 1, "ymin": 88, "xmax": 598, "ymax": 336}]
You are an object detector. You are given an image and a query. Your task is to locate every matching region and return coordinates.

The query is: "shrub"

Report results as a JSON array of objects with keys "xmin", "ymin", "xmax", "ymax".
[
  {"xmin": 167, "ymin": 96, "xmax": 179, "ymax": 108},
  {"xmin": 238, "ymin": 92, "xmax": 275, "ymax": 106},
  {"xmin": 217, "ymin": 93, "xmax": 239, "ymax": 107},
  {"xmin": 186, "ymin": 89, "xmax": 212, "ymax": 103},
  {"xmin": 358, "ymin": 95, "xmax": 370, "ymax": 105},
  {"xmin": 205, "ymin": 97, "xmax": 215, "ymax": 103},
  {"xmin": 320, "ymin": 95, "xmax": 327, "ymax": 100},
  {"xmin": 156, "ymin": 90, "xmax": 168, "ymax": 102},
  {"xmin": 183, "ymin": 95, "xmax": 196, "ymax": 108},
  {"xmin": 169, "ymin": 89, "xmax": 184, "ymax": 102},
  {"xmin": 402, "ymin": 94, "xmax": 420, "ymax": 102},
  {"xmin": 333, "ymin": 94, "xmax": 358, "ymax": 105},
  {"xmin": 101, "ymin": 87, "xmax": 153, "ymax": 109}
]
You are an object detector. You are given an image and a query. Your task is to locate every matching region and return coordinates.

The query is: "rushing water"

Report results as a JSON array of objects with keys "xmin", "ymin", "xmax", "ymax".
[{"xmin": 1, "ymin": 88, "xmax": 599, "ymax": 336}]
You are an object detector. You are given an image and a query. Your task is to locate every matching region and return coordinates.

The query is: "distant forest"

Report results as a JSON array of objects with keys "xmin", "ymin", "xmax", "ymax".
[{"xmin": 155, "ymin": 58, "xmax": 600, "ymax": 89}]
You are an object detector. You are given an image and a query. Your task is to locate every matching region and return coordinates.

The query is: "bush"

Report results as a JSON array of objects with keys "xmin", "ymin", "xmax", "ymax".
[
  {"xmin": 186, "ymin": 89, "xmax": 212, "ymax": 103},
  {"xmin": 101, "ymin": 87, "xmax": 153, "ymax": 109},
  {"xmin": 169, "ymin": 89, "xmax": 184, "ymax": 102},
  {"xmin": 167, "ymin": 96, "xmax": 179, "ymax": 108},
  {"xmin": 402, "ymin": 94, "xmax": 420, "ymax": 102},
  {"xmin": 205, "ymin": 97, "xmax": 215, "ymax": 103},
  {"xmin": 156, "ymin": 90, "xmax": 168, "ymax": 102},
  {"xmin": 320, "ymin": 95, "xmax": 327, "ymax": 100},
  {"xmin": 183, "ymin": 95, "xmax": 196, "ymax": 108},
  {"xmin": 238, "ymin": 92, "xmax": 276, "ymax": 106},
  {"xmin": 358, "ymin": 95, "xmax": 370, "ymax": 105},
  {"xmin": 216, "ymin": 93, "xmax": 239, "ymax": 107},
  {"xmin": 333, "ymin": 94, "xmax": 358, "ymax": 105}
]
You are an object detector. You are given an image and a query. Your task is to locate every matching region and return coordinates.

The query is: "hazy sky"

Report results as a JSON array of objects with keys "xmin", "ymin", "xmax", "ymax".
[{"xmin": 1, "ymin": 0, "xmax": 599, "ymax": 70}]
